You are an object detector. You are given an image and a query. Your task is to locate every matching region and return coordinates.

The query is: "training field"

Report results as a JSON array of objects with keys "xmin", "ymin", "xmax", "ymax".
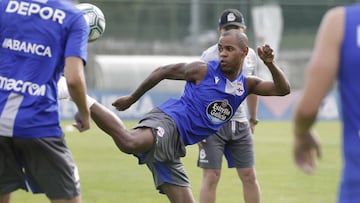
[{"xmin": 11, "ymin": 120, "xmax": 341, "ymax": 203}]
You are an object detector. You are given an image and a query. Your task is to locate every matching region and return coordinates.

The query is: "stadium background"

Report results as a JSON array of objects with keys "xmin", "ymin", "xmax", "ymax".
[{"xmin": 61, "ymin": 0, "xmax": 357, "ymax": 121}]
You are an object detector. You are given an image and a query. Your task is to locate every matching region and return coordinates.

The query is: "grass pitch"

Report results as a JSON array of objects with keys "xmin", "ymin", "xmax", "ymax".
[{"xmin": 11, "ymin": 121, "xmax": 341, "ymax": 203}]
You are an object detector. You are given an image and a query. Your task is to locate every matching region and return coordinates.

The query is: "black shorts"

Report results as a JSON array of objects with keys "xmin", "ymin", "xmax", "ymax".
[{"xmin": 0, "ymin": 136, "xmax": 81, "ymax": 199}]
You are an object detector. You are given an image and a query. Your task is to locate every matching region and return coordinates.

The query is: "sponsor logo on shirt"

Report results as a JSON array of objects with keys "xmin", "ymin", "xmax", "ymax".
[
  {"xmin": 2, "ymin": 38, "xmax": 52, "ymax": 57},
  {"xmin": 206, "ymin": 99, "xmax": 233, "ymax": 124},
  {"xmin": 5, "ymin": 0, "xmax": 66, "ymax": 25},
  {"xmin": 0, "ymin": 76, "xmax": 46, "ymax": 96}
]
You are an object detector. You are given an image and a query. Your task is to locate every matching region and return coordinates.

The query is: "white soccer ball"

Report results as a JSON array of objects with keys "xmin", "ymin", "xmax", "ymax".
[{"xmin": 76, "ymin": 3, "xmax": 106, "ymax": 42}]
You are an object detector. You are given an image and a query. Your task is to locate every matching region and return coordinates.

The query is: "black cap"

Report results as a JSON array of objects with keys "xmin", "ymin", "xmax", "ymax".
[{"xmin": 218, "ymin": 9, "xmax": 245, "ymax": 28}]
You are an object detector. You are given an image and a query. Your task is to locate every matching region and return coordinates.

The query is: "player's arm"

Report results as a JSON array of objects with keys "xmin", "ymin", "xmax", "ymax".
[
  {"xmin": 246, "ymin": 52, "xmax": 260, "ymax": 132},
  {"xmin": 183, "ymin": 61, "xmax": 208, "ymax": 84},
  {"xmin": 247, "ymin": 94, "xmax": 258, "ymax": 132},
  {"xmin": 246, "ymin": 45, "xmax": 290, "ymax": 96},
  {"xmin": 294, "ymin": 7, "xmax": 342, "ymax": 138},
  {"xmin": 64, "ymin": 57, "xmax": 90, "ymax": 132},
  {"xmin": 112, "ymin": 61, "xmax": 207, "ymax": 111},
  {"xmin": 292, "ymin": 7, "xmax": 343, "ymax": 174}
]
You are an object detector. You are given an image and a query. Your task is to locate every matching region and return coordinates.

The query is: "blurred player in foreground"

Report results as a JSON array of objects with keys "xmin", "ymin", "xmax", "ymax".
[
  {"xmin": 293, "ymin": 3, "xmax": 360, "ymax": 203},
  {"xmin": 0, "ymin": 0, "xmax": 90, "ymax": 203},
  {"xmin": 197, "ymin": 8, "xmax": 261, "ymax": 203}
]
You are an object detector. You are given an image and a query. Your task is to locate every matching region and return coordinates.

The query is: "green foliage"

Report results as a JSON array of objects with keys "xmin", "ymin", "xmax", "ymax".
[{"xmin": 11, "ymin": 121, "xmax": 341, "ymax": 203}]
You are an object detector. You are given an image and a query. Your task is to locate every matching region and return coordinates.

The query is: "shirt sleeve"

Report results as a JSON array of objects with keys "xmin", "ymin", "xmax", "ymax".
[{"xmin": 64, "ymin": 14, "xmax": 89, "ymax": 65}]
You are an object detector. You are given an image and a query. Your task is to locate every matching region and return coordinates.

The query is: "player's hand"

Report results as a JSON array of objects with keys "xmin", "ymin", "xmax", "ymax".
[
  {"xmin": 112, "ymin": 95, "xmax": 134, "ymax": 111},
  {"xmin": 72, "ymin": 111, "xmax": 90, "ymax": 132},
  {"xmin": 249, "ymin": 123, "xmax": 255, "ymax": 134},
  {"xmin": 257, "ymin": 44, "xmax": 274, "ymax": 64},
  {"xmin": 293, "ymin": 131, "xmax": 322, "ymax": 174}
]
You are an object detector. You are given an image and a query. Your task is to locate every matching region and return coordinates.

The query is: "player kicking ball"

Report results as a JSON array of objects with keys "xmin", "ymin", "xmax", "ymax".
[{"xmin": 58, "ymin": 30, "xmax": 290, "ymax": 202}]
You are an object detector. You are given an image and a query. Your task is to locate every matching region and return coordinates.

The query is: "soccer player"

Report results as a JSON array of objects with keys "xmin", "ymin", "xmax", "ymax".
[
  {"xmin": 197, "ymin": 9, "xmax": 261, "ymax": 203},
  {"xmin": 0, "ymin": 1, "xmax": 90, "ymax": 203},
  {"xmin": 85, "ymin": 30, "xmax": 290, "ymax": 202},
  {"xmin": 293, "ymin": 4, "xmax": 360, "ymax": 203}
]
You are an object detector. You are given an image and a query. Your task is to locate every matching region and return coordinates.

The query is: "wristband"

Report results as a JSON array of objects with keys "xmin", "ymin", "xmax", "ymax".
[{"xmin": 249, "ymin": 118, "xmax": 259, "ymax": 125}]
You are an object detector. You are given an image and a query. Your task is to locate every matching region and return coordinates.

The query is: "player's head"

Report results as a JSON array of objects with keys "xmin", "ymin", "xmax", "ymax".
[
  {"xmin": 219, "ymin": 30, "xmax": 249, "ymax": 52},
  {"xmin": 218, "ymin": 8, "xmax": 246, "ymax": 33},
  {"xmin": 218, "ymin": 30, "xmax": 249, "ymax": 73}
]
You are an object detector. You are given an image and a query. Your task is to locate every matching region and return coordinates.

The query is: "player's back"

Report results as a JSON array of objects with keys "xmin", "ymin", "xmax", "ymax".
[
  {"xmin": 0, "ymin": 0, "xmax": 88, "ymax": 138},
  {"xmin": 337, "ymin": 3, "xmax": 360, "ymax": 202},
  {"xmin": 338, "ymin": 4, "xmax": 360, "ymax": 142},
  {"xmin": 0, "ymin": 0, "xmax": 85, "ymax": 83}
]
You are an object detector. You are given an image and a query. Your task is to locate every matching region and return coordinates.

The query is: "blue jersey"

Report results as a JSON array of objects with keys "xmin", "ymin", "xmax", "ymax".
[
  {"xmin": 338, "ymin": 4, "xmax": 360, "ymax": 202},
  {"xmin": 159, "ymin": 61, "xmax": 248, "ymax": 145},
  {"xmin": 0, "ymin": 0, "xmax": 89, "ymax": 138}
]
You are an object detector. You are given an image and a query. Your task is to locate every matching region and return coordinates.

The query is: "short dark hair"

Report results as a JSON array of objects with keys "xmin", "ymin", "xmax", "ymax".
[{"xmin": 221, "ymin": 30, "xmax": 248, "ymax": 48}]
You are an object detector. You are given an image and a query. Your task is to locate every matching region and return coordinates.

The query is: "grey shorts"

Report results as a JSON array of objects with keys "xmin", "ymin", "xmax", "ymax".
[
  {"xmin": 197, "ymin": 120, "xmax": 254, "ymax": 169},
  {"xmin": 0, "ymin": 136, "xmax": 80, "ymax": 199},
  {"xmin": 134, "ymin": 108, "xmax": 189, "ymax": 194}
]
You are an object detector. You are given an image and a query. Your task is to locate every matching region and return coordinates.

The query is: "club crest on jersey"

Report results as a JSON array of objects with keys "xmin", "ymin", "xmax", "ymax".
[
  {"xmin": 206, "ymin": 99, "xmax": 233, "ymax": 124},
  {"xmin": 236, "ymin": 81, "xmax": 245, "ymax": 96}
]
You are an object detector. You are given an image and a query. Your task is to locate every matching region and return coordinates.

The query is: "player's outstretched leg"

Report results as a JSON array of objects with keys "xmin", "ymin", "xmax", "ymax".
[
  {"xmin": 58, "ymin": 77, "xmax": 155, "ymax": 156},
  {"xmin": 88, "ymin": 102, "xmax": 155, "ymax": 154}
]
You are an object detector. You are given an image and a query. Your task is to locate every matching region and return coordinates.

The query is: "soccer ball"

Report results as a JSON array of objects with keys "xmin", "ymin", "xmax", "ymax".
[{"xmin": 76, "ymin": 3, "xmax": 106, "ymax": 42}]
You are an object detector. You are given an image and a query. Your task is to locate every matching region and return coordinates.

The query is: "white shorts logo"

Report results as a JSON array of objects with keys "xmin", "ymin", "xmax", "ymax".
[
  {"xmin": 156, "ymin": 126, "xmax": 164, "ymax": 137},
  {"xmin": 199, "ymin": 149, "xmax": 206, "ymax": 159},
  {"xmin": 199, "ymin": 149, "xmax": 209, "ymax": 163}
]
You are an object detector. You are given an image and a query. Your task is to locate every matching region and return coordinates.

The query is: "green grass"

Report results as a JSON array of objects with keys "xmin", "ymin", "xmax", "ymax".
[{"xmin": 10, "ymin": 121, "xmax": 341, "ymax": 203}]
